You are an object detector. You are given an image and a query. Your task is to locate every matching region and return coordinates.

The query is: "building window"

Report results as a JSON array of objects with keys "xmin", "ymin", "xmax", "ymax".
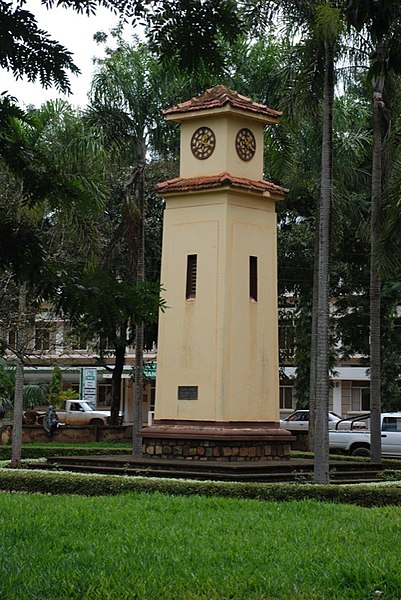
[
  {"xmin": 98, "ymin": 383, "xmax": 112, "ymax": 407},
  {"xmin": 249, "ymin": 256, "xmax": 258, "ymax": 301},
  {"xmin": 382, "ymin": 417, "xmax": 401, "ymax": 432},
  {"xmin": 186, "ymin": 254, "xmax": 197, "ymax": 299},
  {"xmin": 351, "ymin": 384, "xmax": 370, "ymax": 412},
  {"xmin": 280, "ymin": 385, "xmax": 294, "ymax": 410},
  {"xmin": 35, "ymin": 325, "xmax": 51, "ymax": 351}
]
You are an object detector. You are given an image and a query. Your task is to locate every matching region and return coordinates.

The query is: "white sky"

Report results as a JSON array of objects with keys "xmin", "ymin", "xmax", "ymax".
[{"xmin": 1, "ymin": 1, "xmax": 138, "ymax": 109}]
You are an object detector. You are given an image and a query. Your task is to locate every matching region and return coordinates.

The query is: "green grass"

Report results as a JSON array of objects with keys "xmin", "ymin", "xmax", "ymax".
[{"xmin": 0, "ymin": 492, "xmax": 401, "ymax": 599}]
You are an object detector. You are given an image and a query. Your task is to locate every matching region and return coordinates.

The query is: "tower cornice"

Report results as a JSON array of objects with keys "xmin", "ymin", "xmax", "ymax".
[{"xmin": 156, "ymin": 172, "xmax": 288, "ymax": 201}]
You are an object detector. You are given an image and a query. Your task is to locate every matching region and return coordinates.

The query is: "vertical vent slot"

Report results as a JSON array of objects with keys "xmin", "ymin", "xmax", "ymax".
[
  {"xmin": 186, "ymin": 254, "xmax": 197, "ymax": 299},
  {"xmin": 249, "ymin": 256, "xmax": 258, "ymax": 301}
]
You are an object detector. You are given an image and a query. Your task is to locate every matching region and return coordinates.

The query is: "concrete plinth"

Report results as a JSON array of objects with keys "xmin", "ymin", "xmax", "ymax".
[{"xmin": 141, "ymin": 420, "xmax": 293, "ymax": 461}]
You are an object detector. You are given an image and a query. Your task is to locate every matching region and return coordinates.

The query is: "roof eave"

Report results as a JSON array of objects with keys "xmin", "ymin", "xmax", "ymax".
[{"xmin": 164, "ymin": 104, "xmax": 280, "ymax": 126}]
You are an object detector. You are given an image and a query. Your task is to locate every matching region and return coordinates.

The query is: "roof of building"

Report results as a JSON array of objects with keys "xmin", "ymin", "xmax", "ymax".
[
  {"xmin": 156, "ymin": 172, "xmax": 288, "ymax": 197},
  {"xmin": 164, "ymin": 85, "xmax": 282, "ymax": 119}
]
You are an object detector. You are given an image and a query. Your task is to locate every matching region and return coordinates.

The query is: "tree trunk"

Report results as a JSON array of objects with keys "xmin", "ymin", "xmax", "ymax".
[
  {"xmin": 313, "ymin": 40, "xmax": 334, "ymax": 484},
  {"xmin": 308, "ymin": 210, "xmax": 320, "ymax": 452},
  {"xmin": 369, "ymin": 51, "xmax": 385, "ymax": 465},
  {"xmin": 11, "ymin": 285, "xmax": 27, "ymax": 468},
  {"xmin": 110, "ymin": 326, "xmax": 127, "ymax": 426},
  {"xmin": 133, "ymin": 324, "xmax": 144, "ymax": 455},
  {"xmin": 132, "ymin": 156, "xmax": 146, "ymax": 456}
]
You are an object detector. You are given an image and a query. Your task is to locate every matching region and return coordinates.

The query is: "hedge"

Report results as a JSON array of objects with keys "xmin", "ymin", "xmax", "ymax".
[
  {"xmin": 1, "ymin": 467, "xmax": 401, "ymax": 506},
  {"xmin": 295, "ymin": 450, "xmax": 401, "ymax": 471}
]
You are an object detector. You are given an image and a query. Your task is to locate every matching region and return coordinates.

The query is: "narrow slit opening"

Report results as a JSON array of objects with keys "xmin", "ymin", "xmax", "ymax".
[
  {"xmin": 249, "ymin": 256, "xmax": 258, "ymax": 301},
  {"xmin": 186, "ymin": 254, "xmax": 197, "ymax": 299}
]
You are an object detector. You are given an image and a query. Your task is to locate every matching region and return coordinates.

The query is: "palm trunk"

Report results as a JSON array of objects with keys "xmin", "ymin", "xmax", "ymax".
[
  {"xmin": 11, "ymin": 285, "xmax": 27, "ymax": 468},
  {"xmin": 133, "ymin": 324, "xmax": 144, "ymax": 455},
  {"xmin": 370, "ymin": 50, "xmax": 385, "ymax": 464},
  {"xmin": 132, "ymin": 157, "xmax": 145, "ymax": 456},
  {"xmin": 110, "ymin": 325, "xmax": 127, "ymax": 426},
  {"xmin": 314, "ymin": 40, "xmax": 334, "ymax": 484},
  {"xmin": 308, "ymin": 210, "xmax": 320, "ymax": 452}
]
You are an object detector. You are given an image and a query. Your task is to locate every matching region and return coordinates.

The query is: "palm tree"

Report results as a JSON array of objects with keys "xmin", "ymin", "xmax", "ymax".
[
  {"xmin": 250, "ymin": 0, "xmax": 345, "ymax": 483},
  {"xmin": 369, "ymin": 50, "xmax": 385, "ymax": 464},
  {"xmin": 345, "ymin": 0, "xmax": 401, "ymax": 463},
  {"xmin": 88, "ymin": 39, "xmax": 185, "ymax": 451}
]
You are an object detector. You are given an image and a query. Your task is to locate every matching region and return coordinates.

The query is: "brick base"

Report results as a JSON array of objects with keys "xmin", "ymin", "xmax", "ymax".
[
  {"xmin": 142, "ymin": 438, "xmax": 291, "ymax": 461},
  {"xmin": 141, "ymin": 420, "xmax": 293, "ymax": 461}
]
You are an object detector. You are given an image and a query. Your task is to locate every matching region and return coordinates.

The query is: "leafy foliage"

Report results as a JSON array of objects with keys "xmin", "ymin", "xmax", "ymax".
[
  {"xmin": 56, "ymin": 268, "xmax": 164, "ymax": 340},
  {"xmin": 0, "ymin": 358, "xmax": 49, "ymax": 411},
  {"xmin": 0, "ymin": 357, "xmax": 14, "ymax": 413},
  {"xmin": 146, "ymin": 0, "xmax": 244, "ymax": 72},
  {"xmin": 49, "ymin": 365, "xmax": 63, "ymax": 407},
  {"xmin": 0, "ymin": 0, "xmax": 79, "ymax": 92}
]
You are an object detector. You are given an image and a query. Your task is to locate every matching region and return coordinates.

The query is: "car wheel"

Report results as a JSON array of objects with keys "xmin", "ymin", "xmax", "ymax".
[
  {"xmin": 90, "ymin": 419, "xmax": 104, "ymax": 426},
  {"xmin": 351, "ymin": 445, "xmax": 370, "ymax": 457}
]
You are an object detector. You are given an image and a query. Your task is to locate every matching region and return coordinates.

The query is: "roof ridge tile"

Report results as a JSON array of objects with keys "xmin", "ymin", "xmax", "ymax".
[{"xmin": 164, "ymin": 85, "xmax": 281, "ymax": 119}]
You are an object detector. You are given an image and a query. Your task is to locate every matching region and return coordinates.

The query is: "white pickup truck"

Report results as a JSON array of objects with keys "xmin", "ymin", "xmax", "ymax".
[
  {"xmin": 56, "ymin": 400, "xmax": 123, "ymax": 426},
  {"xmin": 329, "ymin": 412, "xmax": 401, "ymax": 457}
]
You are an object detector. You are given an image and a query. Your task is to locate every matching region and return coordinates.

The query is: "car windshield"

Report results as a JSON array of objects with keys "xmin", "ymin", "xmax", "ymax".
[
  {"xmin": 85, "ymin": 401, "xmax": 96, "ymax": 411},
  {"xmin": 287, "ymin": 412, "xmax": 308, "ymax": 421}
]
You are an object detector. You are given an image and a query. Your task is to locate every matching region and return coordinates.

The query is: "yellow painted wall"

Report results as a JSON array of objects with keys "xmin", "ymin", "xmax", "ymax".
[{"xmin": 155, "ymin": 188, "xmax": 279, "ymax": 423}]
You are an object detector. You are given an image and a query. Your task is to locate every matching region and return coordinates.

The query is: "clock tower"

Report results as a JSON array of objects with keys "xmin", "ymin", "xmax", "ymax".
[{"xmin": 142, "ymin": 86, "xmax": 292, "ymax": 460}]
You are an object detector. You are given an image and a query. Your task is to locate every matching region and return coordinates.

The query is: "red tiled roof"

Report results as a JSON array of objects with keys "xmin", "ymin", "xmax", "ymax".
[
  {"xmin": 156, "ymin": 172, "xmax": 288, "ymax": 197},
  {"xmin": 164, "ymin": 85, "xmax": 281, "ymax": 119}
]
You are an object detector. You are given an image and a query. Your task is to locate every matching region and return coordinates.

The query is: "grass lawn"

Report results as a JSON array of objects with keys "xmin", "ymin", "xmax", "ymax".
[{"xmin": 0, "ymin": 492, "xmax": 400, "ymax": 599}]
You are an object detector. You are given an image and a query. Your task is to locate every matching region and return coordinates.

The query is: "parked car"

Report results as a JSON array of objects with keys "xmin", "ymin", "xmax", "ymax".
[
  {"xmin": 23, "ymin": 400, "xmax": 123, "ymax": 426},
  {"xmin": 329, "ymin": 412, "xmax": 401, "ymax": 457},
  {"xmin": 56, "ymin": 400, "xmax": 123, "ymax": 426},
  {"xmin": 280, "ymin": 409, "xmax": 342, "ymax": 431}
]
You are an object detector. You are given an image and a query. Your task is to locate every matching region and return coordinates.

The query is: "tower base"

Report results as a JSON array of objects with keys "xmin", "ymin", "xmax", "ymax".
[{"xmin": 141, "ymin": 420, "xmax": 293, "ymax": 462}]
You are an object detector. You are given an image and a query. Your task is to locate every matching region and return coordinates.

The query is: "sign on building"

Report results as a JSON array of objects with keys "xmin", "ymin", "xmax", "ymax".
[{"xmin": 80, "ymin": 367, "xmax": 97, "ymax": 403}]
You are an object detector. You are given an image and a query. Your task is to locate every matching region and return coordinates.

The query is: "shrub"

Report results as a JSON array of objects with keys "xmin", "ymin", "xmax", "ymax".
[{"xmin": 1, "ymin": 467, "xmax": 401, "ymax": 506}]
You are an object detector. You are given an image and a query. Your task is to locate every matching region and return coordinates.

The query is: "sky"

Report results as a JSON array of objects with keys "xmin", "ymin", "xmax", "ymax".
[{"xmin": 2, "ymin": 1, "xmax": 138, "ymax": 109}]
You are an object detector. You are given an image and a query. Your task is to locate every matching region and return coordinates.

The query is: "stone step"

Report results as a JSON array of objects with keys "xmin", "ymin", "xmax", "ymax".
[
  {"xmin": 29, "ymin": 462, "xmax": 311, "ymax": 481},
  {"xmin": 28, "ymin": 458, "xmax": 382, "ymax": 484},
  {"xmin": 45, "ymin": 455, "xmax": 381, "ymax": 474}
]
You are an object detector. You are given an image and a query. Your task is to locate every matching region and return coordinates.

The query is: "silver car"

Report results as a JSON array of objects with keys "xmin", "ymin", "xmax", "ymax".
[{"xmin": 280, "ymin": 409, "xmax": 342, "ymax": 431}]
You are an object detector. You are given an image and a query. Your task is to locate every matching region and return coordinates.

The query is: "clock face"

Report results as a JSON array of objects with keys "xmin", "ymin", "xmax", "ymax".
[
  {"xmin": 236, "ymin": 128, "xmax": 256, "ymax": 161},
  {"xmin": 191, "ymin": 126, "xmax": 216, "ymax": 160}
]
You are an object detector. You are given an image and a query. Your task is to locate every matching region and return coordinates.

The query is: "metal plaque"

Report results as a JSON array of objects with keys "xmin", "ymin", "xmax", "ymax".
[{"xmin": 178, "ymin": 386, "xmax": 198, "ymax": 400}]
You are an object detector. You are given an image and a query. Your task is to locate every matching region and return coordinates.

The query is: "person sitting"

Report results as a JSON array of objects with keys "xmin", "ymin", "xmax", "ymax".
[{"xmin": 43, "ymin": 405, "xmax": 59, "ymax": 439}]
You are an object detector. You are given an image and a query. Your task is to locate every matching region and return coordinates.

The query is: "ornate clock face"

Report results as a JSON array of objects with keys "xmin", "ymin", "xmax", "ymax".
[
  {"xmin": 236, "ymin": 128, "xmax": 256, "ymax": 161},
  {"xmin": 191, "ymin": 126, "xmax": 216, "ymax": 160}
]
